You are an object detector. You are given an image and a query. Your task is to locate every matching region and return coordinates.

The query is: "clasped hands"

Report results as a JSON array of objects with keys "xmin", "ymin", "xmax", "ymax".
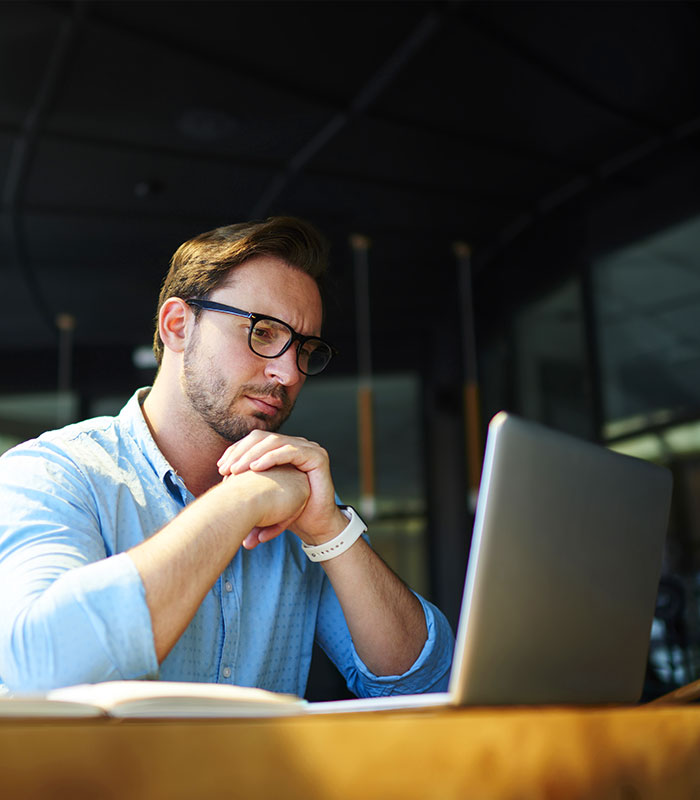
[{"xmin": 217, "ymin": 430, "xmax": 347, "ymax": 551}]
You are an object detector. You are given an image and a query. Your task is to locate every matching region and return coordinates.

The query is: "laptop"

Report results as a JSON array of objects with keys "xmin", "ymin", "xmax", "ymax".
[{"xmin": 309, "ymin": 411, "xmax": 673, "ymax": 713}]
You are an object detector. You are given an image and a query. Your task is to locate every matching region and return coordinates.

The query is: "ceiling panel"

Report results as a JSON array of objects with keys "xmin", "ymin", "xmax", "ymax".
[{"xmin": 1, "ymin": 0, "xmax": 699, "ymax": 395}]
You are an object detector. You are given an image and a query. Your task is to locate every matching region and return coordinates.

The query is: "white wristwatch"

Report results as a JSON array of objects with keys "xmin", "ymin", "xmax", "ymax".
[{"xmin": 301, "ymin": 506, "xmax": 367, "ymax": 562}]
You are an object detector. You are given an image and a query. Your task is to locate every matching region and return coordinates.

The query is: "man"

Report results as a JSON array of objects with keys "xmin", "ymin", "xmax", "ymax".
[{"xmin": 0, "ymin": 216, "xmax": 454, "ymax": 696}]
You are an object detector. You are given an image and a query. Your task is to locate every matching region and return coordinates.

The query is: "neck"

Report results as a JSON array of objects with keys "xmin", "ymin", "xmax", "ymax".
[{"xmin": 142, "ymin": 373, "xmax": 227, "ymax": 497}]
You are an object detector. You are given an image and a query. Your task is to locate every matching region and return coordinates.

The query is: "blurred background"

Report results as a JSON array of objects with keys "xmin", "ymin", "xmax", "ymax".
[{"xmin": 2, "ymin": 0, "xmax": 700, "ymax": 699}]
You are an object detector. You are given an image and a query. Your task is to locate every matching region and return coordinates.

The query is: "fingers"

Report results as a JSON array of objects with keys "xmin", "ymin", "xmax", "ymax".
[
  {"xmin": 217, "ymin": 431, "xmax": 291, "ymax": 474},
  {"xmin": 218, "ymin": 431, "xmax": 326, "ymax": 477},
  {"xmin": 241, "ymin": 520, "xmax": 297, "ymax": 550},
  {"xmin": 242, "ymin": 527, "xmax": 263, "ymax": 550}
]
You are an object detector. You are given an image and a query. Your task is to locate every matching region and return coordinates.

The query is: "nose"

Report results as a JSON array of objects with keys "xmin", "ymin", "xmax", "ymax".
[{"xmin": 263, "ymin": 344, "xmax": 303, "ymax": 386}]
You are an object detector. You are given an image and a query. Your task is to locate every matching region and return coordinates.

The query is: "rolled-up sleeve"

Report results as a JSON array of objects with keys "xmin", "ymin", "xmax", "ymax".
[{"xmin": 0, "ymin": 442, "xmax": 158, "ymax": 692}]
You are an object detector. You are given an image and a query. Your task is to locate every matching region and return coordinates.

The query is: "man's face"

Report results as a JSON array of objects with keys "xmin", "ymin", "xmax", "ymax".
[{"xmin": 181, "ymin": 255, "xmax": 323, "ymax": 444}]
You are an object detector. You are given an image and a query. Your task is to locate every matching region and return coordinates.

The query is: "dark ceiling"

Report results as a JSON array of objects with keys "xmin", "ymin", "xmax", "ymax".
[{"xmin": 2, "ymin": 0, "xmax": 700, "ymax": 397}]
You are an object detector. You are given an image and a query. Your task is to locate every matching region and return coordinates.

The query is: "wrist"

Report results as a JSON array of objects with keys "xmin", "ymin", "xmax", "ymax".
[
  {"xmin": 301, "ymin": 506, "xmax": 350, "ymax": 547},
  {"xmin": 216, "ymin": 471, "xmax": 266, "ymax": 529},
  {"xmin": 301, "ymin": 506, "xmax": 367, "ymax": 562},
  {"xmin": 219, "ymin": 469, "xmax": 298, "ymax": 532}
]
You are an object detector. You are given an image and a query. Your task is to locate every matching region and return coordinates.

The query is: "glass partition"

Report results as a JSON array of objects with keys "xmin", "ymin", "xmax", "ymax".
[
  {"xmin": 595, "ymin": 214, "xmax": 700, "ymax": 438},
  {"xmin": 510, "ymin": 277, "xmax": 594, "ymax": 439}
]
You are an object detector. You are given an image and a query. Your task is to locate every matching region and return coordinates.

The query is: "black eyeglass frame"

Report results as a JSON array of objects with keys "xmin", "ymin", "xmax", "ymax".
[{"xmin": 185, "ymin": 298, "xmax": 336, "ymax": 376}]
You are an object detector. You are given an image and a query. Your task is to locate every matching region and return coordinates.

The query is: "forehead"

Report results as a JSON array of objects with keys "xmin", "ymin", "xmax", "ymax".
[{"xmin": 214, "ymin": 255, "xmax": 323, "ymax": 329}]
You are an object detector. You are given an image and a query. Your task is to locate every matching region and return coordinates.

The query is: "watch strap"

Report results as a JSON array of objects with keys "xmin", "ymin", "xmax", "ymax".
[{"xmin": 301, "ymin": 505, "xmax": 367, "ymax": 562}]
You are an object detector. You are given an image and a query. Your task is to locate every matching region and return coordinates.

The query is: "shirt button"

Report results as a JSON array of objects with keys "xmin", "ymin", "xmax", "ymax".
[
  {"xmin": 224, "ymin": 581, "xmax": 233, "ymax": 593},
  {"xmin": 222, "ymin": 667, "xmax": 232, "ymax": 679}
]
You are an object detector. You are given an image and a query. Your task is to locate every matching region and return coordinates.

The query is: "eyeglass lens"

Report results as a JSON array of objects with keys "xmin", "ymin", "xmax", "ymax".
[{"xmin": 250, "ymin": 319, "xmax": 331, "ymax": 375}]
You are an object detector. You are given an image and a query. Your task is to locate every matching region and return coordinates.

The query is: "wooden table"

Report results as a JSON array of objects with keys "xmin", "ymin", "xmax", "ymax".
[{"xmin": 2, "ymin": 704, "xmax": 700, "ymax": 799}]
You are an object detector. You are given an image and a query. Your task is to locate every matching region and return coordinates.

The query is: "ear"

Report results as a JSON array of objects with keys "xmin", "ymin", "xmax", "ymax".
[{"xmin": 159, "ymin": 297, "xmax": 191, "ymax": 355}]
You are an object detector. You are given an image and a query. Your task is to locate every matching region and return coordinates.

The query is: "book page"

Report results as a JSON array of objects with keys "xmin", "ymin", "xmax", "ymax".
[
  {"xmin": 46, "ymin": 680, "xmax": 307, "ymax": 718},
  {"xmin": 0, "ymin": 695, "xmax": 105, "ymax": 718}
]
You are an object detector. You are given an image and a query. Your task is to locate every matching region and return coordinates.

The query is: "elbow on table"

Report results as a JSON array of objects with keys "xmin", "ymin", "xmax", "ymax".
[
  {"xmin": 0, "ymin": 609, "xmax": 101, "ymax": 693},
  {"xmin": 0, "ymin": 613, "xmax": 61, "ymax": 692}
]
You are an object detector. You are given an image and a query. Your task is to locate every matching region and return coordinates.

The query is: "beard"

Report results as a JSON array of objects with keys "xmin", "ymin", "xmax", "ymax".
[{"xmin": 182, "ymin": 341, "xmax": 294, "ymax": 444}]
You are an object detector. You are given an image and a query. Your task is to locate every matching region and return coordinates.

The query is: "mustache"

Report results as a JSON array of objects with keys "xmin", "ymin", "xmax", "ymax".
[{"xmin": 239, "ymin": 382, "xmax": 291, "ymax": 411}]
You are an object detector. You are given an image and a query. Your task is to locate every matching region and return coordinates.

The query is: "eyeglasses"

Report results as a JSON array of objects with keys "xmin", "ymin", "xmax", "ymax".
[{"xmin": 186, "ymin": 299, "xmax": 336, "ymax": 376}]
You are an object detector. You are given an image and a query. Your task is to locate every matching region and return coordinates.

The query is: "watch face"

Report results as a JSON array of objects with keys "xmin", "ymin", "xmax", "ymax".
[{"xmin": 344, "ymin": 506, "xmax": 368, "ymax": 532}]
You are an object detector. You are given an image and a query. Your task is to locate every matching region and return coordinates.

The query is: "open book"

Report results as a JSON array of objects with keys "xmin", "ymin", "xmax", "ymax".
[{"xmin": 0, "ymin": 680, "xmax": 307, "ymax": 718}]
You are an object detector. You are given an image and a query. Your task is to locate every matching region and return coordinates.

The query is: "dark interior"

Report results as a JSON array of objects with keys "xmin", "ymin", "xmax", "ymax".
[{"xmin": 3, "ymin": 0, "xmax": 700, "ymax": 700}]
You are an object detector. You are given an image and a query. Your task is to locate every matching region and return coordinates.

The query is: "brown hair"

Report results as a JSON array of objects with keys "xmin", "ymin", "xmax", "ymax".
[{"xmin": 152, "ymin": 215, "xmax": 329, "ymax": 365}]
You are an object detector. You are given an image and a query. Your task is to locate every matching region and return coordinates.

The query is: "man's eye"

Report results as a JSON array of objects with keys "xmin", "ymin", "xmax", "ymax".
[{"xmin": 251, "ymin": 324, "xmax": 274, "ymax": 341}]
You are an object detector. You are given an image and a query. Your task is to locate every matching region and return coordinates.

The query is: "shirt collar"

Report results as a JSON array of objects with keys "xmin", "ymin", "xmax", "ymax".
[{"xmin": 117, "ymin": 387, "xmax": 191, "ymax": 505}]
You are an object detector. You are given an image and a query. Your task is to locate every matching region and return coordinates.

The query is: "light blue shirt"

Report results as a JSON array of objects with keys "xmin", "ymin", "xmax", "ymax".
[{"xmin": 0, "ymin": 388, "xmax": 454, "ymax": 695}]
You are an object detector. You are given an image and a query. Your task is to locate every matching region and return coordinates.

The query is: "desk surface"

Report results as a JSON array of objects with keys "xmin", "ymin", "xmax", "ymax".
[{"xmin": 2, "ymin": 704, "xmax": 700, "ymax": 799}]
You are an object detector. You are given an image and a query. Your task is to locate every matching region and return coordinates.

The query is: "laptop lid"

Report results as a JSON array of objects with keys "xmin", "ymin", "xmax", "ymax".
[{"xmin": 448, "ymin": 411, "xmax": 672, "ymax": 706}]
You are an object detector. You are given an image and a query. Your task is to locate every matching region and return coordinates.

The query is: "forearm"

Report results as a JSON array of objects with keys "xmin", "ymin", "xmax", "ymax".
[
  {"xmin": 128, "ymin": 496, "xmax": 248, "ymax": 663},
  {"xmin": 128, "ymin": 467, "xmax": 307, "ymax": 663},
  {"xmin": 321, "ymin": 537, "xmax": 428, "ymax": 676}
]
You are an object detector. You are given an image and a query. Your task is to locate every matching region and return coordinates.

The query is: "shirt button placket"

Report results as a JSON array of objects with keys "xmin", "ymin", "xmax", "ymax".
[{"xmin": 220, "ymin": 572, "xmax": 237, "ymax": 683}]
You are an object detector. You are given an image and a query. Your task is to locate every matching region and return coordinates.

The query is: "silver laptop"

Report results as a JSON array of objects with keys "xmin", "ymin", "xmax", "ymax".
[{"xmin": 309, "ymin": 411, "xmax": 672, "ymax": 713}]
